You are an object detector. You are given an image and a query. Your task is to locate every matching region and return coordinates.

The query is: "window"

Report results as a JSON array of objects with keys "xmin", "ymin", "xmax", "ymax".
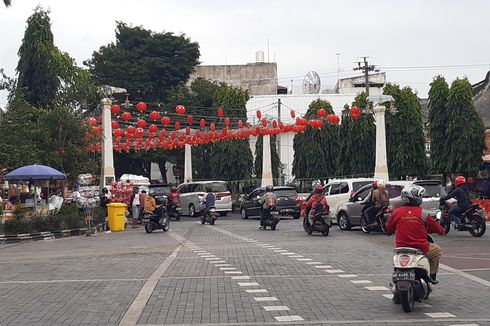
[
  {"xmin": 178, "ymin": 185, "xmax": 188, "ymax": 194},
  {"xmin": 324, "ymin": 185, "xmax": 330, "ymax": 195},
  {"xmin": 203, "ymin": 182, "xmax": 229, "ymax": 192},
  {"xmin": 329, "ymin": 183, "xmax": 341, "ymax": 195},
  {"xmin": 418, "ymin": 183, "xmax": 446, "ymax": 198},
  {"xmin": 274, "ymin": 189, "xmax": 297, "ymax": 197},
  {"xmin": 356, "ymin": 187, "xmax": 371, "ymax": 200},
  {"xmin": 388, "ymin": 185, "xmax": 404, "ymax": 198},
  {"xmin": 339, "ymin": 182, "xmax": 349, "ymax": 194},
  {"xmin": 352, "ymin": 181, "xmax": 373, "ymax": 192}
]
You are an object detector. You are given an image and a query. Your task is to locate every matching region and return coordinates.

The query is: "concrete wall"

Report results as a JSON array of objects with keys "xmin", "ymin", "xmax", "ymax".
[
  {"xmin": 189, "ymin": 63, "xmax": 278, "ymax": 95},
  {"xmin": 335, "ymin": 73, "xmax": 386, "ymax": 96}
]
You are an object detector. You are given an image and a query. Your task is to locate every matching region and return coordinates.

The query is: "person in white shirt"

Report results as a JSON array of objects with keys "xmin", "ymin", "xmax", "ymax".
[{"xmin": 130, "ymin": 187, "xmax": 140, "ymax": 228}]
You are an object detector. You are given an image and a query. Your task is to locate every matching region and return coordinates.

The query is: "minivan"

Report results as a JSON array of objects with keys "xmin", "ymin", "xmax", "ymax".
[{"xmin": 177, "ymin": 181, "xmax": 232, "ymax": 217}]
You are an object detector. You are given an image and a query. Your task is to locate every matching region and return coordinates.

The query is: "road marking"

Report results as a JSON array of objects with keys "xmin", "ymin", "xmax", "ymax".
[
  {"xmin": 199, "ymin": 255, "xmax": 215, "ymax": 258},
  {"xmin": 119, "ymin": 244, "xmax": 181, "ymax": 326},
  {"xmin": 297, "ymin": 258, "xmax": 312, "ymax": 261},
  {"xmin": 263, "ymin": 306, "xmax": 290, "ymax": 311},
  {"xmin": 209, "ymin": 261, "xmax": 226, "ymax": 264},
  {"xmin": 205, "ymin": 257, "xmax": 220, "ymax": 260},
  {"xmin": 273, "ymin": 249, "xmax": 287, "ymax": 252},
  {"xmin": 231, "ymin": 276, "xmax": 250, "ymax": 280},
  {"xmin": 425, "ymin": 312, "xmax": 456, "ymax": 318},
  {"xmin": 274, "ymin": 315, "xmax": 304, "ymax": 322},
  {"xmin": 219, "ymin": 267, "xmax": 237, "ymax": 270},
  {"xmin": 315, "ymin": 265, "xmax": 332, "ymax": 269},
  {"xmin": 254, "ymin": 296, "xmax": 278, "ymax": 302},
  {"xmin": 214, "ymin": 264, "xmax": 231, "ymax": 266},
  {"xmin": 351, "ymin": 280, "xmax": 372, "ymax": 284},
  {"xmin": 306, "ymin": 261, "xmax": 322, "ymax": 264},
  {"xmin": 246, "ymin": 289, "xmax": 268, "ymax": 293},
  {"xmin": 225, "ymin": 271, "xmax": 243, "ymax": 274},
  {"xmin": 449, "ymin": 324, "xmax": 479, "ymax": 326},
  {"xmin": 238, "ymin": 282, "xmax": 260, "ymax": 286},
  {"xmin": 441, "ymin": 263, "xmax": 490, "ymax": 288},
  {"xmin": 325, "ymin": 269, "xmax": 344, "ymax": 273},
  {"xmin": 338, "ymin": 274, "xmax": 358, "ymax": 278},
  {"xmin": 382, "ymin": 294, "xmax": 393, "ymax": 299},
  {"xmin": 280, "ymin": 252, "xmax": 296, "ymax": 255},
  {"xmin": 365, "ymin": 286, "xmax": 390, "ymax": 291},
  {"xmin": 289, "ymin": 255, "xmax": 304, "ymax": 258}
]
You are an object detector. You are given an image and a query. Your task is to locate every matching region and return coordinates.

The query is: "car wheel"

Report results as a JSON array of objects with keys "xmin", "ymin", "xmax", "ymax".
[
  {"xmin": 293, "ymin": 213, "xmax": 300, "ymax": 219},
  {"xmin": 189, "ymin": 204, "xmax": 197, "ymax": 217},
  {"xmin": 219, "ymin": 212, "xmax": 228, "ymax": 217},
  {"xmin": 240, "ymin": 207, "xmax": 248, "ymax": 219},
  {"xmin": 337, "ymin": 212, "xmax": 351, "ymax": 231}
]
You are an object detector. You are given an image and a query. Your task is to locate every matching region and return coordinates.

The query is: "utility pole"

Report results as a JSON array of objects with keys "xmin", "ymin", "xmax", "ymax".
[
  {"xmin": 353, "ymin": 56, "xmax": 377, "ymax": 95},
  {"xmin": 277, "ymin": 98, "xmax": 282, "ymax": 184}
]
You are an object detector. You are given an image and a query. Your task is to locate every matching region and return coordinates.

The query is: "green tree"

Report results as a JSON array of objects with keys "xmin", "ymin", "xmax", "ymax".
[
  {"xmin": 209, "ymin": 84, "xmax": 253, "ymax": 180},
  {"xmin": 336, "ymin": 92, "xmax": 375, "ymax": 177},
  {"xmin": 86, "ymin": 22, "xmax": 200, "ymax": 102},
  {"xmin": 428, "ymin": 75, "xmax": 450, "ymax": 174},
  {"xmin": 446, "ymin": 78, "xmax": 486, "ymax": 174},
  {"xmin": 254, "ymin": 135, "xmax": 282, "ymax": 181},
  {"xmin": 3, "ymin": 0, "xmax": 11, "ymax": 7},
  {"xmin": 384, "ymin": 84, "xmax": 426, "ymax": 178},
  {"xmin": 292, "ymin": 99, "xmax": 338, "ymax": 179}
]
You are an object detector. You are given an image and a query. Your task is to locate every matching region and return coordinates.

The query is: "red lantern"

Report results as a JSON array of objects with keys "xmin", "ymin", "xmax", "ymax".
[
  {"xmin": 149, "ymin": 111, "xmax": 160, "ymax": 121},
  {"xmin": 210, "ymin": 123, "xmax": 216, "ymax": 131},
  {"xmin": 159, "ymin": 129, "xmax": 167, "ymax": 139},
  {"xmin": 256, "ymin": 110, "xmax": 262, "ymax": 119},
  {"xmin": 111, "ymin": 105, "xmax": 121, "ymax": 115},
  {"xmin": 290, "ymin": 110, "xmax": 296, "ymax": 119},
  {"xmin": 317, "ymin": 120, "xmax": 324, "ymax": 128},
  {"xmin": 136, "ymin": 102, "xmax": 148, "ymax": 112},
  {"xmin": 272, "ymin": 120, "xmax": 278, "ymax": 129},
  {"xmin": 351, "ymin": 106, "xmax": 361, "ymax": 120},
  {"xmin": 186, "ymin": 127, "xmax": 191, "ymax": 135},
  {"xmin": 111, "ymin": 121, "xmax": 119, "ymax": 129},
  {"xmin": 335, "ymin": 115, "xmax": 341, "ymax": 124},
  {"xmin": 187, "ymin": 115, "xmax": 193, "ymax": 125},
  {"xmin": 87, "ymin": 117, "xmax": 97, "ymax": 126},
  {"xmin": 199, "ymin": 119, "xmax": 206, "ymax": 129},
  {"xmin": 225, "ymin": 117, "xmax": 231, "ymax": 127},
  {"xmin": 237, "ymin": 120, "xmax": 244, "ymax": 129},
  {"xmin": 121, "ymin": 112, "xmax": 132, "ymax": 121},
  {"xmin": 135, "ymin": 127, "xmax": 145, "ymax": 138},
  {"xmin": 127, "ymin": 126, "xmax": 136, "ymax": 134},
  {"xmin": 301, "ymin": 118, "xmax": 308, "ymax": 126},
  {"xmin": 148, "ymin": 124, "xmax": 158, "ymax": 133},
  {"xmin": 176, "ymin": 104, "xmax": 186, "ymax": 115},
  {"xmin": 94, "ymin": 126, "xmax": 103, "ymax": 135},
  {"xmin": 175, "ymin": 121, "xmax": 181, "ymax": 130},
  {"xmin": 327, "ymin": 114, "xmax": 335, "ymax": 123},
  {"xmin": 217, "ymin": 107, "xmax": 224, "ymax": 117},
  {"xmin": 113, "ymin": 128, "xmax": 124, "ymax": 138},
  {"xmin": 317, "ymin": 108, "xmax": 327, "ymax": 117},
  {"xmin": 161, "ymin": 116, "xmax": 170, "ymax": 126},
  {"xmin": 136, "ymin": 119, "xmax": 147, "ymax": 128}
]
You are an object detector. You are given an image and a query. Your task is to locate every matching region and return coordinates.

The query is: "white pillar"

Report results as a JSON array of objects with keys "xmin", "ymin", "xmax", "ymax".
[
  {"xmin": 184, "ymin": 144, "xmax": 192, "ymax": 183},
  {"xmin": 101, "ymin": 98, "xmax": 115, "ymax": 188},
  {"xmin": 261, "ymin": 134, "xmax": 273, "ymax": 187},
  {"xmin": 374, "ymin": 105, "xmax": 389, "ymax": 180}
]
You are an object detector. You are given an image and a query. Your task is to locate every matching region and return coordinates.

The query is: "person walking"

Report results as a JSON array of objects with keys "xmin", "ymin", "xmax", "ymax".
[{"xmin": 130, "ymin": 187, "xmax": 140, "ymax": 228}]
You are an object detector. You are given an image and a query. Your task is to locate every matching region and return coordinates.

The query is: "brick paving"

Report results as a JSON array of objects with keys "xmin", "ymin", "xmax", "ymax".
[{"xmin": 0, "ymin": 215, "xmax": 489, "ymax": 325}]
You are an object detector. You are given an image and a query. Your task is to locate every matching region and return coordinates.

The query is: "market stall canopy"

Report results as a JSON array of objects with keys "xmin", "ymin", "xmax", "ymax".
[{"xmin": 4, "ymin": 164, "xmax": 66, "ymax": 180}]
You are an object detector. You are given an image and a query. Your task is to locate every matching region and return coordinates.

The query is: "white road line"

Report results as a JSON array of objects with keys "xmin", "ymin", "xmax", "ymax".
[
  {"xmin": 325, "ymin": 269, "xmax": 344, "ymax": 273},
  {"xmin": 246, "ymin": 289, "xmax": 268, "ymax": 293},
  {"xmin": 254, "ymin": 297, "xmax": 278, "ymax": 302},
  {"xmin": 209, "ymin": 261, "xmax": 226, "ymax": 264},
  {"xmin": 273, "ymin": 249, "xmax": 287, "ymax": 252},
  {"xmin": 305, "ymin": 261, "xmax": 322, "ymax": 265},
  {"xmin": 205, "ymin": 258, "xmax": 220, "ymax": 260},
  {"xmin": 338, "ymin": 274, "xmax": 358, "ymax": 278},
  {"xmin": 231, "ymin": 276, "xmax": 250, "ymax": 280},
  {"xmin": 351, "ymin": 280, "xmax": 372, "ymax": 284},
  {"xmin": 289, "ymin": 255, "xmax": 304, "ymax": 258},
  {"xmin": 382, "ymin": 294, "xmax": 393, "ymax": 299},
  {"xmin": 441, "ymin": 263, "xmax": 490, "ymax": 288},
  {"xmin": 274, "ymin": 316, "xmax": 304, "ymax": 322},
  {"xmin": 315, "ymin": 265, "xmax": 332, "ymax": 269},
  {"xmin": 199, "ymin": 255, "xmax": 215, "ymax": 258},
  {"xmin": 263, "ymin": 306, "xmax": 290, "ymax": 311},
  {"xmin": 365, "ymin": 286, "xmax": 390, "ymax": 291},
  {"xmin": 238, "ymin": 282, "xmax": 260, "ymax": 287},
  {"xmin": 425, "ymin": 312, "xmax": 456, "ymax": 318},
  {"xmin": 225, "ymin": 271, "xmax": 243, "ymax": 274},
  {"xmin": 219, "ymin": 267, "xmax": 237, "ymax": 270},
  {"xmin": 297, "ymin": 258, "xmax": 312, "ymax": 261},
  {"xmin": 213, "ymin": 264, "xmax": 231, "ymax": 266},
  {"xmin": 280, "ymin": 252, "xmax": 296, "ymax": 255},
  {"xmin": 449, "ymin": 324, "xmax": 479, "ymax": 326}
]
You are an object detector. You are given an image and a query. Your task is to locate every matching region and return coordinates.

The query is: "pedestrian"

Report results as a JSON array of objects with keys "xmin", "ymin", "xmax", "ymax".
[
  {"xmin": 130, "ymin": 187, "xmax": 140, "ymax": 228},
  {"xmin": 139, "ymin": 189, "xmax": 148, "ymax": 222}
]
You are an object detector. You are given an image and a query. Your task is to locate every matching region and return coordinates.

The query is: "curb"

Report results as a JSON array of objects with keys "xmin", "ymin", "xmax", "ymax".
[{"xmin": 0, "ymin": 223, "xmax": 106, "ymax": 244}]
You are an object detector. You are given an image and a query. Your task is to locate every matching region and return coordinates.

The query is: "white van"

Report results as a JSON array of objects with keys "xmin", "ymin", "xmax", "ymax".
[
  {"xmin": 325, "ymin": 178, "xmax": 375, "ymax": 222},
  {"xmin": 177, "ymin": 181, "xmax": 232, "ymax": 217}
]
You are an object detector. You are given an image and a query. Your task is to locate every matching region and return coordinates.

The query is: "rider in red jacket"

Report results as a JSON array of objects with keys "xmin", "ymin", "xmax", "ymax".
[
  {"xmin": 386, "ymin": 185, "xmax": 446, "ymax": 283},
  {"xmin": 302, "ymin": 184, "xmax": 328, "ymax": 225}
]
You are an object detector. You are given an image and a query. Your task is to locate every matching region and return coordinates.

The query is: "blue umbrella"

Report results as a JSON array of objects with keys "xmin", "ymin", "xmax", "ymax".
[{"xmin": 4, "ymin": 164, "xmax": 66, "ymax": 180}]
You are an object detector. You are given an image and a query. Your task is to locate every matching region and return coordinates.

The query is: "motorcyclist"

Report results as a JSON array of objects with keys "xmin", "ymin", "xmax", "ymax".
[
  {"xmin": 144, "ymin": 192, "xmax": 165, "ymax": 223},
  {"xmin": 386, "ymin": 185, "xmax": 446, "ymax": 283},
  {"xmin": 364, "ymin": 179, "xmax": 390, "ymax": 227},
  {"xmin": 259, "ymin": 185, "xmax": 277, "ymax": 229},
  {"xmin": 166, "ymin": 186, "xmax": 180, "ymax": 215},
  {"xmin": 439, "ymin": 176, "xmax": 471, "ymax": 228},
  {"xmin": 201, "ymin": 186, "xmax": 216, "ymax": 216},
  {"xmin": 302, "ymin": 184, "xmax": 328, "ymax": 226}
]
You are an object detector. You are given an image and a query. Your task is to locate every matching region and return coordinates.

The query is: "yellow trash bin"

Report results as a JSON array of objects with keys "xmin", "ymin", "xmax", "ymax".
[{"xmin": 107, "ymin": 202, "xmax": 127, "ymax": 231}]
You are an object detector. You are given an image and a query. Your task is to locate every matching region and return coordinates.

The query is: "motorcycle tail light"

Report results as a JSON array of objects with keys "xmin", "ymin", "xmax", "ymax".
[
  {"xmin": 399, "ymin": 255, "xmax": 410, "ymax": 267},
  {"xmin": 385, "ymin": 207, "xmax": 391, "ymax": 213}
]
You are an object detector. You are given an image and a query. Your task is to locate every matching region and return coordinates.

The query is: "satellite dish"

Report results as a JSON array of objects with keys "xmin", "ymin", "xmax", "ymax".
[{"xmin": 302, "ymin": 71, "xmax": 321, "ymax": 94}]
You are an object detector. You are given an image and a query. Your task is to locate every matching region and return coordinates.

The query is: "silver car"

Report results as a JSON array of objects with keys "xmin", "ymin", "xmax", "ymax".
[
  {"xmin": 336, "ymin": 180, "xmax": 446, "ymax": 231},
  {"xmin": 177, "ymin": 181, "xmax": 232, "ymax": 217}
]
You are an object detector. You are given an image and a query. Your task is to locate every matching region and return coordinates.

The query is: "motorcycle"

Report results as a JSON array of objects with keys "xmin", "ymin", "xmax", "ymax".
[
  {"xmin": 167, "ymin": 202, "xmax": 182, "ymax": 221},
  {"xmin": 391, "ymin": 235, "xmax": 436, "ymax": 313},
  {"xmin": 361, "ymin": 206, "xmax": 391, "ymax": 234},
  {"xmin": 261, "ymin": 206, "xmax": 280, "ymax": 230},
  {"xmin": 303, "ymin": 203, "xmax": 331, "ymax": 236},
  {"xmin": 435, "ymin": 200, "xmax": 486, "ymax": 237},
  {"xmin": 142, "ymin": 208, "xmax": 170, "ymax": 233}
]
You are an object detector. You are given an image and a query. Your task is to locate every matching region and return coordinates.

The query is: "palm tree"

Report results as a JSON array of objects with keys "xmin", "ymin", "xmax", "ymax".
[{"xmin": 4, "ymin": 0, "xmax": 11, "ymax": 7}]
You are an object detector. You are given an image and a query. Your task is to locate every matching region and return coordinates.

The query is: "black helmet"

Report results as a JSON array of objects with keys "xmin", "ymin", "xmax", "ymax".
[
  {"xmin": 102, "ymin": 187, "xmax": 108, "ymax": 194},
  {"xmin": 265, "ymin": 185, "xmax": 273, "ymax": 192}
]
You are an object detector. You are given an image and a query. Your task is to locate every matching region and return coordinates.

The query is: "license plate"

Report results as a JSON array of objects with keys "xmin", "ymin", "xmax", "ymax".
[
  {"xmin": 176, "ymin": 208, "xmax": 182, "ymax": 212},
  {"xmin": 281, "ymin": 209, "xmax": 294, "ymax": 213},
  {"xmin": 271, "ymin": 211, "xmax": 279, "ymax": 215},
  {"xmin": 216, "ymin": 197, "xmax": 221, "ymax": 200},
  {"xmin": 392, "ymin": 271, "xmax": 415, "ymax": 281}
]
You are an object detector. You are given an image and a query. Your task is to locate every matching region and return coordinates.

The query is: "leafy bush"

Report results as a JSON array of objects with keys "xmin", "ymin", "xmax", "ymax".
[{"xmin": 3, "ymin": 218, "xmax": 32, "ymax": 234}]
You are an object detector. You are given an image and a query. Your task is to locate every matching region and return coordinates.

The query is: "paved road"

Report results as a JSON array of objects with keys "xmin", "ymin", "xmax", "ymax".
[{"xmin": 0, "ymin": 214, "xmax": 489, "ymax": 326}]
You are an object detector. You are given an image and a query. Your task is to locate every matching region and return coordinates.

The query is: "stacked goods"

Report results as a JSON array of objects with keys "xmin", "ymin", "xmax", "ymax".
[
  {"xmin": 110, "ymin": 181, "xmax": 133, "ymax": 205},
  {"xmin": 74, "ymin": 174, "xmax": 100, "ymax": 209}
]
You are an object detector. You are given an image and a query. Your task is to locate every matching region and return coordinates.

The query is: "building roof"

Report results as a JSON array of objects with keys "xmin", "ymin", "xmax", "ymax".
[{"xmin": 473, "ymin": 71, "xmax": 490, "ymax": 128}]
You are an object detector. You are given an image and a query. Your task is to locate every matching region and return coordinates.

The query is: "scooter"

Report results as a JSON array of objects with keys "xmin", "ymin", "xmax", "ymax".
[
  {"xmin": 167, "ymin": 202, "xmax": 182, "ymax": 221},
  {"xmin": 436, "ymin": 200, "xmax": 486, "ymax": 237},
  {"xmin": 303, "ymin": 203, "xmax": 331, "ymax": 236},
  {"xmin": 261, "ymin": 206, "xmax": 280, "ymax": 230},
  {"xmin": 361, "ymin": 206, "xmax": 391, "ymax": 234},
  {"xmin": 200, "ymin": 204, "xmax": 217, "ymax": 225},
  {"xmin": 390, "ymin": 235, "xmax": 435, "ymax": 313},
  {"xmin": 142, "ymin": 208, "xmax": 170, "ymax": 233}
]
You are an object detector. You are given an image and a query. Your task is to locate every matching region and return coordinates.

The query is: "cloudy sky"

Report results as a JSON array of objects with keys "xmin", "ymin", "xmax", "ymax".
[{"xmin": 1, "ymin": 0, "xmax": 490, "ymax": 107}]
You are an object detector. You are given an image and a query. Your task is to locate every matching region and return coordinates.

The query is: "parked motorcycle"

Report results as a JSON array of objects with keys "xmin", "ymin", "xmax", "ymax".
[
  {"xmin": 360, "ymin": 206, "xmax": 391, "ymax": 234},
  {"xmin": 142, "ymin": 210, "xmax": 170, "ymax": 233},
  {"xmin": 390, "ymin": 235, "xmax": 436, "ymax": 313},
  {"xmin": 303, "ymin": 203, "xmax": 331, "ymax": 236},
  {"xmin": 261, "ymin": 206, "xmax": 280, "ymax": 230},
  {"xmin": 436, "ymin": 200, "xmax": 486, "ymax": 237}
]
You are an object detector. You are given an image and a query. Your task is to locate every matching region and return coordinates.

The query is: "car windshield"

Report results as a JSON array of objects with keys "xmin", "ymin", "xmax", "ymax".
[
  {"xmin": 274, "ymin": 189, "xmax": 297, "ymax": 197},
  {"xmin": 352, "ymin": 181, "xmax": 373, "ymax": 192},
  {"xmin": 204, "ymin": 182, "xmax": 229, "ymax": 192},
  {"xmin": 419, "ymin": 183, "xmax": 446, "ymax": 197},
  {"xmin": 387, "ymin": 185, "xmax": 404, "ymax": 198},
  {"xmin": 149, "ymin": 186, "xmax": 170, "ymax": 195}
]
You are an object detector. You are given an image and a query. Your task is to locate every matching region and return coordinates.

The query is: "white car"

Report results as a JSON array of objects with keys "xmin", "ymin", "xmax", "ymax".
[
  {"xmin": 324, "ymin": 178, "xmax": 375, "ymax": 222},
  {"xmin": 177, "ymin": 181, "xmax": 232, "ymax": 217}
]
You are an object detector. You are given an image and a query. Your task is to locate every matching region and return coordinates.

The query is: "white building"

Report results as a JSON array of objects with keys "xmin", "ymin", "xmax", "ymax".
[
  {"xmin": 246, "ymin": 94, "xmax": 357, "ymax": 182},
  {"xmin": 335, "ymin": 73, "xmax": 386, "ymax": 95}
]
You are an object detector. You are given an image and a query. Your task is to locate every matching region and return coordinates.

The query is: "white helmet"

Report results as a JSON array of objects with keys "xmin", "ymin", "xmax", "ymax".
[
  {"xmin": 401, "ymin": 185, "xmax": 425, "ymax": 206},
  {"xmin": 377, "ymin": 179, "xmax": 386, "ymax": 188}
]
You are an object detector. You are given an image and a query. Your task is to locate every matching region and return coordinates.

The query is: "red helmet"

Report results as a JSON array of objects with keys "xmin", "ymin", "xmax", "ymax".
[
  {"xmin": 372, "ymin": 181, "xmax": 378, "ymax": 189},
  {"xmin": 314, "ymin": 184, "xmax": 323, "ymax": 194},
  {"xmin": 455, "ymin": 176, "xmax": 466, "ymax": 187}
]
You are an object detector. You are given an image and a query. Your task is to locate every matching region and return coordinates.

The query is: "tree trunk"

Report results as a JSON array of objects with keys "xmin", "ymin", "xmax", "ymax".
[{"xmin": 158, "ymin": 160, "xmax": 168, "ymax": 184}]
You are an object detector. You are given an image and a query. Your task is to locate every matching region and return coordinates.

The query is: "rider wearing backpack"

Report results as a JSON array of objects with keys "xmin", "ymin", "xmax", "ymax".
[
  {"xmin": 302, "ymin": 184, "xmax": 328, "ymax": 226},
  {"xmin": 259, "ymin": 185, "xmax": 278, "ymax": 229}
]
